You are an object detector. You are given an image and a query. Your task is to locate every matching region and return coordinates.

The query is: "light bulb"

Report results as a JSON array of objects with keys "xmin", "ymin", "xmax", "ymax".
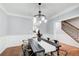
[
  {"xmin": 33, "ymin": 17, "xmax": 37, "ymax": 24},
  {"xmin": 44, "ymin": 20, "xmax": 47, "ymax": 23},
  {"xmin": 39, "ymin": 21, "xmax": 42, "ymax": 24},
  {"xmin": 41, "ymin": 16, "xmax": 45, "ymax": 21}
]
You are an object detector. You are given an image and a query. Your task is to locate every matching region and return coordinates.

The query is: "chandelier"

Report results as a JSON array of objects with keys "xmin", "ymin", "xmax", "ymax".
[{"xmin": 33, "ymin": 3, "xmax": 47, "ymax": 33}]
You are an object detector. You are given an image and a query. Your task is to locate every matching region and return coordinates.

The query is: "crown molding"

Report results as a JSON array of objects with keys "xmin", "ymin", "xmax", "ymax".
[
  {"xmin": 0, "ymin": 4, "xmax": 32, "ymax": 20},
  {"xmin": 49, "ymin": 5, "xmax": 79, "ymax": 21},
  {"xmin": 0, "ymin": 4, "xmax": 79, "ymax": 21},
  {"xmin": 7, "ymin": 12, "xmax": 32, "ymax": 19}
]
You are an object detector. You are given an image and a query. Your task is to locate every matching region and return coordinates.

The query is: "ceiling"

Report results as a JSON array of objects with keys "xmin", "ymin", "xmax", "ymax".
[{"xmin": 1, "ymin": 3, "xmax": 79, "ymax": 19}]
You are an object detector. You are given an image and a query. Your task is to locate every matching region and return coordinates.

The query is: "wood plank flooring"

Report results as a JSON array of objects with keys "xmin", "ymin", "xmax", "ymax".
[
  {"xmin": 0, "ymin": 43, "xmax": 79, "ymax": 56},
  {"xmin": 0, "ymin": 46, "xmax": 22, "ymax": 56}
]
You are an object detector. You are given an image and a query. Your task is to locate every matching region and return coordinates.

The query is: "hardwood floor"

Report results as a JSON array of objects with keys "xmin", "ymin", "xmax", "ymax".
[
  {"xmin": 0, "ymin": 43, "xmax": 79, "ymax": 56},
  {"xmin": 0, "ymin": 46, "xmax": 22, "ymax": 56},
  {"xmin": 60, "ymin": 43, "xmax": 79, "ymax": 56}
]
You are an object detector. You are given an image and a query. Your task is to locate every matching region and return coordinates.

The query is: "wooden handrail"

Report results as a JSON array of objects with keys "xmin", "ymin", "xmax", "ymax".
[{"xmin": 63, "ymin": 21, "xmax": 79, "ymax": 31}]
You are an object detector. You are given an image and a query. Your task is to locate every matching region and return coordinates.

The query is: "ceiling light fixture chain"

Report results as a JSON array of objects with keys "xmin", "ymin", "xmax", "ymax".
[{"xmin": 38, "ymin": 3, "xmax": 41, "ymax": 16}]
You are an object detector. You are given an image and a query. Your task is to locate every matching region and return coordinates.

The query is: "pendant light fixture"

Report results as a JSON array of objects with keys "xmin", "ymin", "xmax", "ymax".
[
  {"xmin": 33, "ymin": 3, "xmax": 47, "ymax": 33},
  {"xmin": 33, "ymin": 3, "xmax": 47, "ymax": 24}
]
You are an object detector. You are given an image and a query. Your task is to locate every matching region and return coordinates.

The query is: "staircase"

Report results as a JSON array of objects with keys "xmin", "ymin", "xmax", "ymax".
[{"xmin": 62, "ymin": 21, "xmax": 79, "ymax": 43}]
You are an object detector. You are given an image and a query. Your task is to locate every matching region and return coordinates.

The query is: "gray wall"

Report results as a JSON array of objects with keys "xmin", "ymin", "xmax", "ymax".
[
  {"xmin": 7, "ymin": 15, "xmax": 33, "ymax": 35},
  {"xmin": 46, "ymin": 20, "xmax": 55, "ymax": 34},
  {"xmin": 0, "ymin": 8, "xmax": 8, "ymax": 36}
]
